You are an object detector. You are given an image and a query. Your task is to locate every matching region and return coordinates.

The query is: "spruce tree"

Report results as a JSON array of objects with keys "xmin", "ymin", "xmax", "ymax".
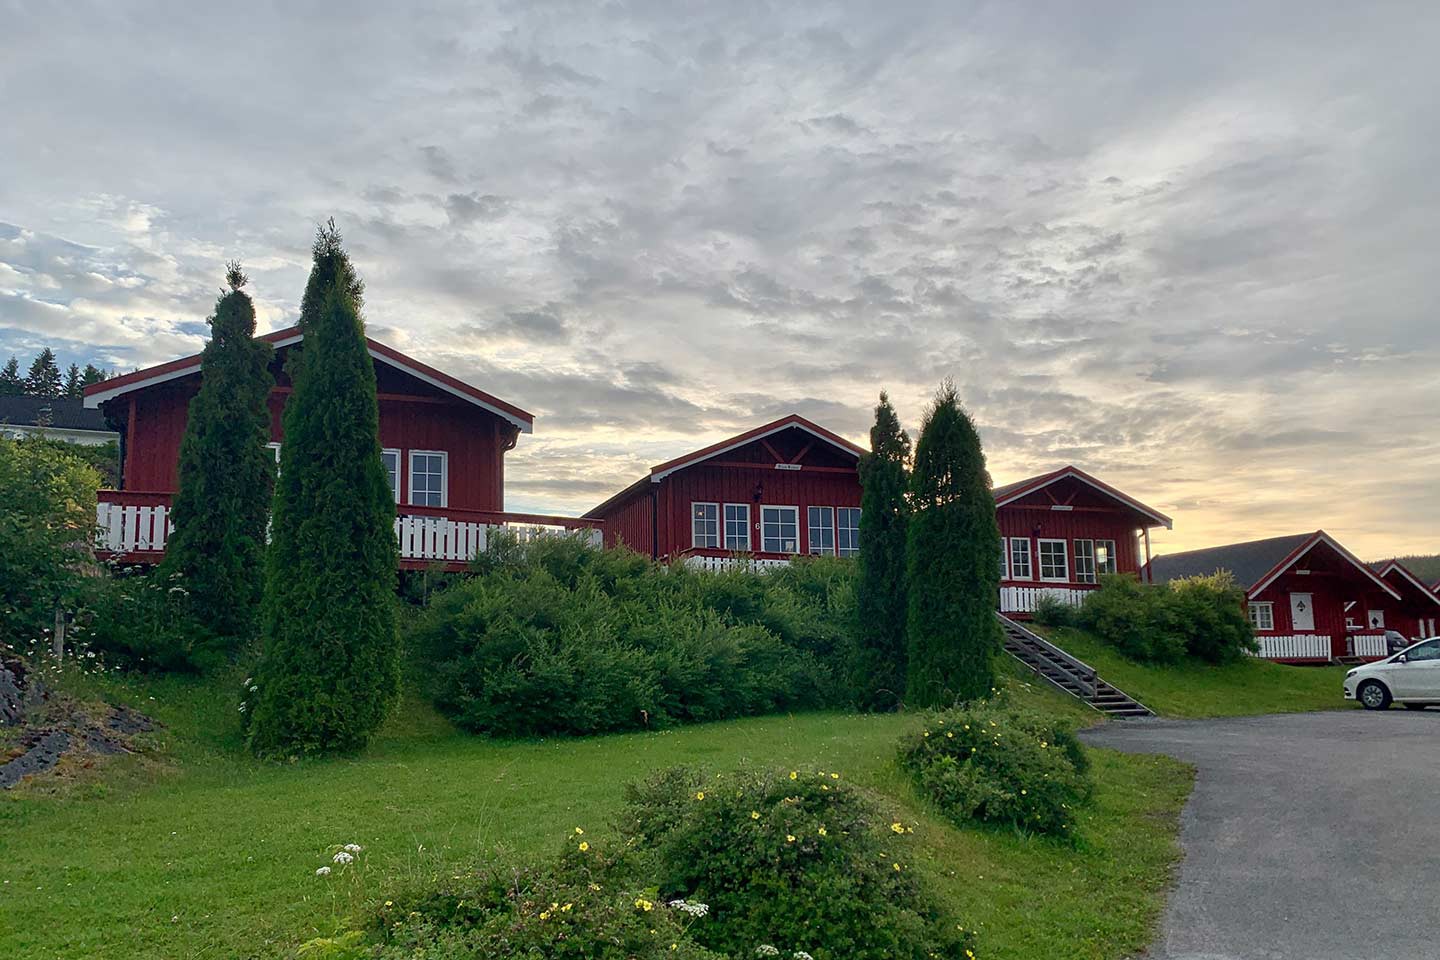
[
  {"xmin": 904, "ymin": 381, "xmax": 1002, "ymax": 707},
  {"xmin": 24, "ymin": 348, "xmax": 62, "ymax": 397},
  {"xmin": 247, "ymin": 222, "xmax": 399, "ymax": 757},
  {"xmin": 159, "ymin": 263, "xmax": 275, "ymax": 650},
  {"xmin": 0, "ymin": 357, "xmax": 22, "ymax": 396},
  {"xmin": 81, "ymin": 364, "xmax": 108, "ymax": 388},
  {"xmin": 62, "ymin": 363, "xmax": 82, "ymax": 399},
  {"xmin": 850, "ymin": 392, "xmax": 911, "ymax": 710}
]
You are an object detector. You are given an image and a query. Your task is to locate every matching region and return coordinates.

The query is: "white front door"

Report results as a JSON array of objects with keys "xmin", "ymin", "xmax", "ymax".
[{"xmin": 1290, "ymin": 592, "xmax": 1315, "ymax": 631}]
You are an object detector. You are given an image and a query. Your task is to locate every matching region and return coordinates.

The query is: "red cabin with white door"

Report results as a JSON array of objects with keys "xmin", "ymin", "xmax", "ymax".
[
  {"xmin": 993, "ymin": 466, "xmax": 1173, "ymax": 616},
  {"xmin": 1148, "ymin": 531, "xmax": 1401, "ymax": 662},
  {"xmin": 1373, "ymin": 561, "xmax": 1440, "ymax": 642},
  {"xmin": 82, "ymin": 326, "xmax": 600, "ymax": 569}
]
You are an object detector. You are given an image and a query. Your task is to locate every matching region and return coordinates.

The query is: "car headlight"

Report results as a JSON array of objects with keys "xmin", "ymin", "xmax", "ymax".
[{"xmin": 1345, "ymin": 669, "xmax": 1358, "ymax": 678}]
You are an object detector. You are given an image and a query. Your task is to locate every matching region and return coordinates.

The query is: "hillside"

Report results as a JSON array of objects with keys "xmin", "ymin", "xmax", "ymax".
[{"xmin": 1377, "ymin": 554, "xmax": 1440, "ymax": 582}]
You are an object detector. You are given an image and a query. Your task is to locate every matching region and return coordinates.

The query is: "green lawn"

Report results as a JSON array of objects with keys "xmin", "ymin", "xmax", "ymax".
[
  {"xmin": 1038, "ymin": 626, "xmax": 1354, "ymax": 717},
  {"xmin": 0, "ymin": 668, "xmax": 1191, "ymax": 960}
]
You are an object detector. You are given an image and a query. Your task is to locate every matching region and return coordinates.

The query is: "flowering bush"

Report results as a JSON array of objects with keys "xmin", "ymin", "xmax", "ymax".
[
  {"xmin": 82, "ymin": 567, "xmax": 225, "ymax": 673},
  {"xmin": 620, "ymin": 766, "xmax": 974, "ymax": 960},
  {"xmin": 897, "ymin": 698, "xmax": 1092, "ymax": 837},
  {"xmin": 410, "ymin": 539, "xmax": 849, "ymax": 737}
]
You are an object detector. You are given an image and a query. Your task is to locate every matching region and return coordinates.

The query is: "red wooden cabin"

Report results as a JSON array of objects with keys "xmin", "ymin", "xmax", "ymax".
[
  {"xmin": 82, "ymin": 326, "xmax": 600, "ymax": 569},
  {"xmin": 583, "ymin": 414, "xmax": 865, "ymax": 568},
  {"xmin": 1373, "ymin": 561, "xmax": 1440, "ymax": 641},
  {"xmin": 1147, "ymin": 531, "xmax": 1401, "ymax": 662},
  {"xmin": 993, "ymin": 466, "xmax": 1173, "ymax": 616}
]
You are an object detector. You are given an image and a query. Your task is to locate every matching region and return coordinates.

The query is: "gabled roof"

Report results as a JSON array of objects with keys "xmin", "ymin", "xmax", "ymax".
[
  {"xmin": 1375, "ymin": 561, "xmax": 1440, "ymax": 609},
  {"xmin": 992, "ymin": 465, "xmax": 1173, "ymax": 530},
  {"xmin": 1149, "ymin": 531, "xmax": 1400, "ymax": 601},
  {"xmin": 584, "ymin": 414, "xmax": 865, "ymax": 519},
  {"xmin": 0, "ymin": 396, "xmax": 113, "ymax": 433},
  {"xmin": 82, "ymin": 325, "xmax": 534, "ymax": 433}
]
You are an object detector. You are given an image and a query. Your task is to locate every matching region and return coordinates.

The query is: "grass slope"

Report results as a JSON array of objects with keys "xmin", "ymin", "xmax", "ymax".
[
  {"xmin": 0, "ymin": 667, "xmax": 1190, "ymax": 960},
  {"xmin": 1038, "ymin": 626, "xmax": 1353, "ymax": 717}
]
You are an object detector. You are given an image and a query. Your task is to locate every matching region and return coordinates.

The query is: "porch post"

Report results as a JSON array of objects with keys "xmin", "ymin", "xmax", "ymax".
[{"xmin": 1142, "ymin": 527, "xmax": 1153, "ymax": 583}]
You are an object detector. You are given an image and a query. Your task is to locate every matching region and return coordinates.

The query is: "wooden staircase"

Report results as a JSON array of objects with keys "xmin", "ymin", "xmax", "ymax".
[{"xmin": 997, "ymin": 614, "xmax": 1153, "ymax": 718}]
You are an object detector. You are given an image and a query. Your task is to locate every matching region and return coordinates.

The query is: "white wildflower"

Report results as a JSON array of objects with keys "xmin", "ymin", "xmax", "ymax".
[
  {"xmin": 332, "ymin": 851, "xmax": 354, "ymax": 865},
  {"xmin": 756, "ymin": 948, "xmax": 780, "ymax": 958},
  {"xmin": 315, "ymin": 866, "xmax": 331, "ymax": 876},
  {"xmin": 794, "ymin": 953, "xmax": 814, "ymax": 960},
  {"xmin": 343, "ymin": 843, "xmax": 363, "ymax": 854},
  {"xmin": 667, "ymin": 899, "xmax": 709, "ymax": 918}
]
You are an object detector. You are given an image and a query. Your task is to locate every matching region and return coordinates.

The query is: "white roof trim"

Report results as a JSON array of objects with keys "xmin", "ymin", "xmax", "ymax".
[
  {"xmin": 1377, "ymin": 562, "xmax": 1440, "ymax": 608},
  {"xmin": 1247, "ymin": 533, "xmax": 1401, "ymax": 601},
  {"xmin": 651, "ymin": 421, "xmax": 859, "ymax": 482},
  {"xmin": 995, "ymin": 468, "xmax": 1173, "ymax": 530},
  {"xmin": 83, "ymin": 331, "xmax": 531, "ymax": 433}
]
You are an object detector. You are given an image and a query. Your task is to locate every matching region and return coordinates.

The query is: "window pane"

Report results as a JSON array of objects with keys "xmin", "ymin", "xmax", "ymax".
[
  {"xmin": 761, "ymin": 507, "xmax": 799, "ymax": 553},
  {"xmin": 382, "ymin": 451, "xmax": 400, "ymax": 502},
  {"xmin": 692, "ymin": 503, "xmax": 719, "ymax": 548},
  {"xmin": 1096, "ymin": 539, "xmax": 1118, "ymax": 575},
  {"xmin": 837, "ymin": 507, "xmax": 861, "ymax": 557},
  {"xmin": 807, "ymin": 506, "xmax": 835, "ymax": 556},
  {"xmin": 410, "ymin": 452, "xmax": 445, "ymax": 507},
  {"xmin": 1074, "ymin": 539, "xmax": 1096, "ymax": 584},
  {"xmin": 1010, "ymin": 539, "xmax": 1032, "ymax": 579},
  {"xmin": 723, "ymin": 504, "xmax": 750, "ymax": 551},
  {"xmin": 1039, "ymin": 540, "xmax": 1068, "ymax": 581}
]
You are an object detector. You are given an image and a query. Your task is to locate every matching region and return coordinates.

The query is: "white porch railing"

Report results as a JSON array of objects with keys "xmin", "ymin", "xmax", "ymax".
[
  {"xmin": 1349, "ymin": 633, "xmax": 1388, "ymax": 658},
  {"xmin": 682, "ymin": 554, "xmax": 794, "ymax": 573},
  {"xmin": 1252, "ymin": 634, "xmax": 1331, "ymax": 660},
  {"xmin": 999, "ymin": 585, "xmax": 1092, "ymax": 615},
  {"xmin": 95, "ymin": 497, "xmax": 601, "ymax": 565}
]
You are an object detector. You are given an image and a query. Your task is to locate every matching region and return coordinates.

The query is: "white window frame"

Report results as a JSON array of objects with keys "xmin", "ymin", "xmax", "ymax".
[
  {"xmin": 381, "ymin": 448, "xmax": 401, "ymax": 503},
  {"xmin": 266, "ymin": 441, "xmax": 282, "ymax": 463},
  {"xmin": 1095, "ymin": 539, "xmax": 1118, "ymax": 576},
  {"xmin": 836, "ymin": 507, "xmax": 861, "ymax": 558},
  {"xmin": 1009, "ymin": 538, "xmax": 1032, "ymax": 580},
  {"xmin": 1367, "ymin": 609, "xmax": 1385, "ymax": 630},
  {"xmin": 691, "ymin": 501, "xmax": 720, "ymax": 549},
  {"xmin": 760, "ymin": 505, "xmax": 800, "ymax": 554},
  {"xmin": 722, "ymin": 503, "xmax": 750, "ymax": 552},
  {"xmin": 807, "ymin": 506, "xmax": 836, "ymax": 556},
  {"xmin": 408, "ymin": 449, "xmax": 449, "ymax": 508},
  {"xmin": 1038, "ymin": 539, "xmax": 1069, "ymax": 583},
  {"xmin": 1248, "ymin": 601, "xmax": 1274, "ymax": 632},
  {"xmin": 1000, "ymin": 537, "xmax": 1009, "ymax": 579},
  {"xmin": 1074, "ymin": 539, "xmax": 1097, "ymax": 584}
]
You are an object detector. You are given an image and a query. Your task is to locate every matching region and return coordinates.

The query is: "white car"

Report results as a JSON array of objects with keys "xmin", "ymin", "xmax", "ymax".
[{"xmin": 1345, "ymin": 637, "xmax": 1440, "ymax": 710}]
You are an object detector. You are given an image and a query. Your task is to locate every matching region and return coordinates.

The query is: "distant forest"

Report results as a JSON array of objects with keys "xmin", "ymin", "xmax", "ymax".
[
  {"xmin": 1384, "ymin": 555, "xmax": 1440, "ymax": 583},
  {"xmin": 0, "ymin": 348, "xmax": 111, "ymax": 399}
]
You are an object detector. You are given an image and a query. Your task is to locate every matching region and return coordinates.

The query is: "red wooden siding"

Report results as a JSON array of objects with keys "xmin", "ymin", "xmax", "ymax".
[
  {"xmin": 1250, "ymin": 543, "xmax": 1400, "ymax": 659},
  {"xmin": 600, "ymin": 485, "xmax": 656, "ymax": 554},
  {"xmin": 997, "ymin": 476, "xmax": 1145, "ymax": 584},
  {"xmin": 113, "ymin": 343, "xmax": 513, "ymax": 512}
]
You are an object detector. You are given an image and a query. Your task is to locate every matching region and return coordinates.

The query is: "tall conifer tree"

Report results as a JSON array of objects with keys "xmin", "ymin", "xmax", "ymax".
[
  {"xmin": 159, "ymin": 263, "xmax": 275, "ymax": 649},
  {"xmin": 24, "ymin": 348, "xmax": 62, "ymax": 397},
  {"xmin": 904, "ymin": 381, "xmax": 1001, "ymax": 707},
  {"xmin": 0, "ymin": 357, "xmax": 22, "ymax": 396},
  {"xmin": 62, "ymin": 363, "xmax": 83, "ymax": 399},
  {"xmin": 81, "ymin": 364, "xmax": 108, "ymax": 388},
  {"xmin": 247, "ymin": 222, "xmax": 399, "ymax": 757},
  {"xmin": 851, "ymin": 392, "xmax": 911, "ymax": 710}
]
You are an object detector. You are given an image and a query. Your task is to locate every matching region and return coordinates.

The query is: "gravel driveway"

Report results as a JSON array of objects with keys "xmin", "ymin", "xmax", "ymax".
[{"xmin": 1084, "ymin": 709, "xmax": 1440, "ymax": 960}]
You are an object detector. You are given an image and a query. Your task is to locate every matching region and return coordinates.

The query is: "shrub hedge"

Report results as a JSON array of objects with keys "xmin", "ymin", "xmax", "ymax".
[
  {"xmin": 409, "ymin": 538, "xmax": 856, "ymax": 737},
  {"xmin": 897, "ymin": 697, "xmax": 1092, "ymax": 837}
]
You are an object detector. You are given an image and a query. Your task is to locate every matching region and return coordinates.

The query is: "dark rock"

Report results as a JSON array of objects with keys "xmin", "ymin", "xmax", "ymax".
[
  {"xmin": 0, "ymin": 730, "xmax": 71, "ymax": 789},
  {"xmin": 0, "ymin": 661, "xmax": 21, "ymax": 726}
]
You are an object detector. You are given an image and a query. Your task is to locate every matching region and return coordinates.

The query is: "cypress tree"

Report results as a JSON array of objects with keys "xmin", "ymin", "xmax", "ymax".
[
  {"xmin": 904, "ymin": 380, "xmax": 1002, "ymax": 707},
  {"xmin": 24, "ymin": 348, "xmax": 62, "ymax": 397},
  {"xmin": 0, "ymin": 357, "xmax": 22, "ymax": 396},
  {"xmin": 850, "ymin": 392, "xmax": 911, "ymax": 710},
  {"xmin": 63, "ymin": 363, "xmax": 83, "ymax": 399},
  {"xmin": 247, "ymin": 222, "xmax": 399, "ymax": 757},
  {"xmin": 159, "ymin": 263, "xmax": 275, "ymax": 650}
]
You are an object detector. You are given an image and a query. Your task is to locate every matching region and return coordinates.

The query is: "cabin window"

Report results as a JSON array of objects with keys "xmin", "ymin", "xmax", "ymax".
[
  {"xmin": 723, "ymin": 503, "xmax": 750, "ymax": 551},
  {"xmin": 1248, "ymin": 602, "xmax": 1274, "ymax": 631},
  {"xmin": 1096, "ymin": 539, "xmax": 1118, "ymax": 575},
  {"xmin": 761, "ymin": 506, "xmax": 800, "ymax": 554},
  {"xmin": 381, "ymin": 449, "xmax": 401, "ymax": 503},
  {"xmin": 1000, "ymin": 537, "xmax": 1009, "ymax": 579},
  {"xmin": 266, "ymin": 441, "xmax": 282, "ymax": 463},
  {"xmin": 691, "ymin": 502, "xmax": 720, "ymax": 549},
  {"xmin": 1009, "ymin": 538, "xmax": 1032, "ymax": 580},
  {"xmin": 837, "ymin": 507, "xmax": 861, "ymax": 558},
  {"xmin": 807, "ymin": 507, "xmax": 835, "ymax": 556},
  {"xmin": 408, "ymin": 450, "xmax": 448, "ymax": 507},
  {"xmin": 1038, "ymin": 539, "xmax": 1068, "ymax": 582},
  {"xmin": 1367, "ymin": 610, "xmax": 1385, "ymax": 630},
  {"xmin": 1074, "ymin": 539, "xmax": 1096, "ymax": 584}
]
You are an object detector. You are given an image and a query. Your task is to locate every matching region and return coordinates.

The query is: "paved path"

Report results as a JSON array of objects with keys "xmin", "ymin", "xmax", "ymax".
[{"xmin": 1084, "ymin": 710, "xmax": 1440, "ymax": 960}]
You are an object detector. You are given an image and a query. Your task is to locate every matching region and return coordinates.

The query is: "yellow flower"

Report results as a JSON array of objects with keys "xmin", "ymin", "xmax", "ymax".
[
  {"xmin": 562, "ymin": 903, "xmax": 573, "ymax": 912},
  {"xmin": 818, "ymin": 826, "xmax": 828, "ymax": 836},
  {"xmin": 890, "ymin": 822, "xmax": 905, "ymax": 834},
  {"xmin": 946, "ymin": 731, "xmax": 954, "ymax": 738},
  {"xmin": 635, "ymin": 898, "xmax": 654, "ymax": 912},
  {"xmin": 789, "ymin": 771, "xmax": 798, "ymax": 780},
  {"xmin": 751, "ymin": 811, "xmax": 761, "ymax": 820},
  {"xmin": 579, "ymin": 841, "xmax": 590, "ymax": 852},
  {"xmin": 893, "ymin": 862, "xmax": 902, "ymax": 871},
  {"xmin": 695, "ymin": 791, "xmax": 705, "ymax": 801},
  {"xmin": 830, "ymin": 772, "xmax": 839, "ymax": 779},
  {"xmin": 384, "ymin": 901, "xmax": 393, "ymax": 908},
  {"xmin": 540, "ymin": 910, "xmax": 551, "ymax": 920},
  {"xmin": 786, "ymin": 834, "xmax": 796, "ymax": 843},
  {"xmin": 574, "ymin": 827, "xmax": 584, "ymax": 835}
]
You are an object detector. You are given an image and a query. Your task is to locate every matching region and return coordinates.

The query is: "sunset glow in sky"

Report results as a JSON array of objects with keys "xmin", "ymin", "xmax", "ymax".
[{"xmin": 3, "ymin": 2, "xmax": 1437, "ymax": 558}]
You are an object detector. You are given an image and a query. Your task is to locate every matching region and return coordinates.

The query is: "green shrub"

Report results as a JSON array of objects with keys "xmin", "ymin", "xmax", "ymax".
[
  {"xmin": 0, "ymin": 436, "xmax": 100, "ymax": 654},
  {"xmin": 1070, "ymin": 573, "xmax": 1256, "ymax": 665},
  {"xmin": 897, "ymin": 698, "xmax": 1092, "ymax": 837},
  {"xmin": 1031, "ymin": 594, "xmax": 1076, "ymax": 628},
  {"xmin": 412, "ymin": 541, "xmax": 846, "ymax": 737},
  {"xmin": 83, "ymin": 567, "xmax": 225, "ymax": 672},
  {"xmin": 620, "ymin": 766, "xmax": 974, "ymax": 960}
]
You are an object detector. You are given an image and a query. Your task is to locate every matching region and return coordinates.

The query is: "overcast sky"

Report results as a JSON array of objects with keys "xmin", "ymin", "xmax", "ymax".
[{"xmin": 2, "ymin": 1, "xmax": 1436, "ymax": 557}]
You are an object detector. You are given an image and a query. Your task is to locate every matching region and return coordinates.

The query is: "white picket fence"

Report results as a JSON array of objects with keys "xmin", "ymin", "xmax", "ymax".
[
  {"xmin": 682, "ymin": 554, "xmax": 794, "ymax": 573},
  {"xmin": 95, "ymin": 501, "xmax": 601, "ymax": 563},
  {"xmin": 998, "ymin": 585, "xmax": 1091, "ymax": 614},
  {"xmin": 1252, "ymin": 634, "xmax": 1331, "ymax": 660},
  {"xmin": 1349, "ymin": 633, "xmax": 1388, "ymax": 658}
]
